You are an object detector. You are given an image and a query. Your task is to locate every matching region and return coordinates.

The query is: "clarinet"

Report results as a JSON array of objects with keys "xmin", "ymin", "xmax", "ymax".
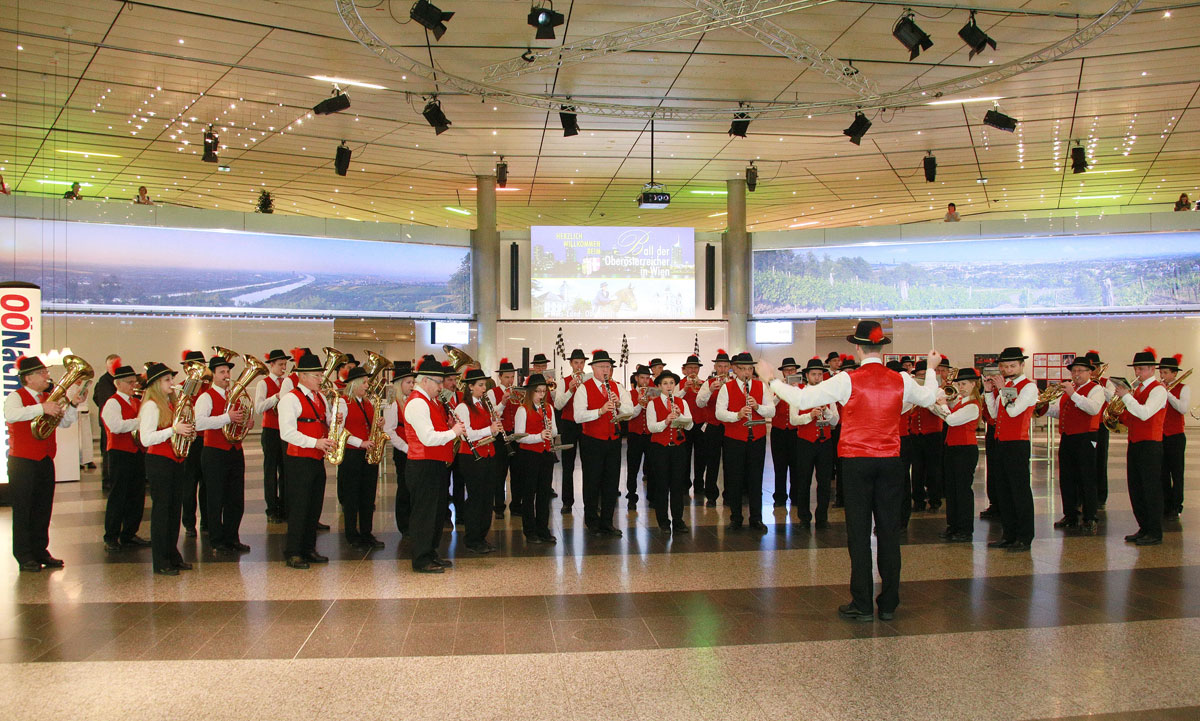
[
  {"xmin": 666, "ymin": 390, "xmax": 676, "ymax": 447},
  {"xmin": 542, "ymin": 399, "xmax": 553, "ymax": 452},
  {"xmin": 440, "ymin": 393, "xmax": 481, "ymax": 463},
  {"xmin": 483, "ymin": 387, "xmax": 517, "ymax": 456}
]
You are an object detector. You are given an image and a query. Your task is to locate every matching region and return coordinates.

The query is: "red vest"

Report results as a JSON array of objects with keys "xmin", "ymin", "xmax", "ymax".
[
  {"xmin": 392, "ymin": 399, "xmax": 405, "ymax": 435},
  {"xmin": 560, "ymin": 376, "xmax": 579, "ymax": 422},
  {"xmin": 899, "ymin": 406, "xmax": 912, "ymax": 438},
  {"xmin": 7, "ymin": 387, "xmax": 57, "ymax": 460},
  {"xmin": 945, "ymin": 399, "xmax": 980, "ymax": 446},
  {"xmin": 1164, "ymin": 383, "xmax": 1185, "ymax": 437},
  {"xmin": 261, "ymin": 375, "xmax": 283, "ymax": 429},
  {"xmin": 994, "ymin": 378, "xmax": 1034, "ymax": 442},
  {"xmin": 682, "ymin": 383, "xmax": 703, "ymax": 426},
  {"xmin": 650, "ymin": 395, "xmax": 687, "ymax": 447},
  {"xmin": 772, "ymin": 398, "xmax": 793, "ymax": 430},
  {"xmin": 581, "ymin": 378, "xmax": 622, "ymax": 441},
  {"xmin": 795, "ymin": 403, "xmax": 833, "ymax": 443},
  {"xmin": 286, "ymin": 388, "xmax": 327, "ymax": 460},
  {"xmin": 1059, "ymin": 381, "xmax": 1101, "ymax": 436},
  {"xmin": 910, "ymin": 406, "xmax": 944, "ymax": 435},
  {"xmin": 458, "ymin": 398, "xmax": 497, "ymax": 458},
  {"xmin": 404, "ymin": 391, "xmax": 454, "ymax": 462},
  {"xmin": 104, "ymin": 393, "xmax": 142, "ymax": 453},
  {"xmin": 838, "ymin": 363, "xmax": 905, "ymax": 458},
  {"xmin": 1122, "ymin": 379, "xmax": 1166, "ymax": 443},
  {"xmin": 489, "ymin": 386, "xmax": 517, "ymax": 432},
  {"xmin": 344, "ymin": 395, "xmax": 374, "ymax": 445},
  {"xmin": 144, "ymin": 401, "xmax": 185, "ymax": 463},
  {"xmin": 628, "ymin": 388, "xmax": 651, "ymax": 435},
  {"xmin": 722, "ymin": 379, "xmax": 768, "ymax": 442},
  {"xmin": 202, "ymin": 387, "xmax": 240, "ymax": 451},
  {"xmin": 519, "ymin": 404, "xmax": 551, "ymax": 453}
]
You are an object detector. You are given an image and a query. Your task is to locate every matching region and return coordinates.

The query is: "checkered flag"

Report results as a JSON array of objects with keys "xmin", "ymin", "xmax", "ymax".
[
  {"xmin": 619, "ymin": 334, "xmax": 629, "ymax": 366},
  {"xmin": 693, "ymin": 333, "xmax": 700, "ymax": 357},
  {"xmin": 555, "ymin": 326, "xmax": 567, "ymax": 363}
]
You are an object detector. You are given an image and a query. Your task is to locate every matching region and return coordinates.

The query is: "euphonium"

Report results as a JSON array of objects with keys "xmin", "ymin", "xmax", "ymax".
[
  {"xmin": 218, "ymin": 346, "xmax": 267, "ymax": 443},
  {"xmin": 32, "ymin": 355, "xmax": 94, "ymax": 440},
  {"xmin": 1034, "ymin": 383, "xmax": 1067, "ymax": 414},
  {"xmin": 363, "ymin": 351, "xmax": 394, "ymax": 466},
  {"xmin": 320, "ymin": 346, "xmax": 351, "ymax": 465},
  {"xmin": 1102, "ymin": 393, "xmax": 1127, "ymax": 433},
  {"xmin": 172, "ymin": 359, "xmax": 211, "ymax": 457}
]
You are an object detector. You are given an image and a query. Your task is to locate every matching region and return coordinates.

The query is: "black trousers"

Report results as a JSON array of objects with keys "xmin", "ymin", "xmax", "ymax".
[
  {"xmin": 791, "ymin": 438, "xmax": 835, "ymax": 523},
  {"xmin": 460, "ymin": 453, "xmax": 497, "ymax": 546},
  {"xmin": 899, "ymin": 435, "xmax": 914, "ymax": 528},
  {"xmin": 1161, "ymin": 433, "xmax": 1186, "ymax": 513},
  {"xmin": 406, "ymin": 458, "xmax": 449, "ymax": 569},
  {"xmin": 1059, "ymin": 432, "xmax": 1098, "ymax": 523},
  {"xmin": 700, "ymin": 422, "xmax": 725, "ymax": 502},
  {"xmin": 514, "ymin": 448, "xmax": 554, "ymax": 538},
  {"xmin": 337, "ymin": 447, "xmax": 379, "ymax": 542},
  {"xmin": 910, "ymin": 432, "xmax": 944, "ymax": 507},
  {"xmin": 283, "ymin": 455, "xmax": 326, "ymax": 558},
  {"xmin": 8, "ymin": 456, "xmax": 56, "ymax": 565},
  {"xmin": 842, "ymin": 457, "xmax": 904, "ymax": 614},
  {"xmin": 394, "ymin": 448, "xmax": 410, "ymax": 534},
  {"xmin": 686, "ymin": 423, "xmax": 705, "ymax": 495},
  {"xmin": 625, "ymin": 432, "xmax": 650, "ymax": 502},
  {"xmin": 99, "ymin": 424, "xmax": 110, "ymax": 485},
  {"xmin": 203, "ymin": 445, "xmax": 246, "ymax": 548},
  {"xmin": 558, "ymin": 418, "xmax": 581, "ymax": 508},
  {"xmin": 182, "ymin": 435, "xmax": 206, "ymax": 530},
  {"xmin": 993, "ymin": 440, "xmax": 1033, "ymax": 544},
  {"xmin": 580, "ymin": 435, "xmax": 622, "ymax": 530},
  {"xmin": 647, "ymin": 442, "xmax": 689, "ymax": 527},
  {"xmin": 492, "ymin": 445, "xmax": 511, "ymax": 513},
  {"xmin": 983, "ymin": 425, "xmax": 998, "ymax": 508},
  {"xmin": 723, "ymin": 435, "xmax": 767, "ymax": 523},
  {"xmin": 943, "ymin": 444, "xmax": 979, "ymax": 536},
  {"xmin": 1095, "ymin": 423, "xmax": 1110, "ymax": 504},
  {"xmin": 146, "ymin": 455, "xmax": 186, "ymax": 571},
  {"xmin": 1128, "ymin": 440, "xmax": 1164, "ymax": 540},
  {"xmin": 446, "ymin": 460, "xmax": 466, "ymax": 523},
  {"xmin": 261, "ymin": 427, "xmax": 286, "ymax": 519},
  {"xmin": 103, "ymin": 449, "xmax": 146, "ymax": 543},
  {"xmin": 832, "ymin": 427, "xmax": 844, "ymax": 506},
  {"xmin": 770, "ymin": 427, "xmax": 796, "ymax": 505}
]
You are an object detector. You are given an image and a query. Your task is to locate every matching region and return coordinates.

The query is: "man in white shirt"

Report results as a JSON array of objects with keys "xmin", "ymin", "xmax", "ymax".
[
  {"xmin": 384, "ymin": 362, "xmax": 415, "ymax": 533},
  {"xmin": 981, "ymin": 347, "xmax": 1039, "ymax": 552},
  {"xmin": 254, "ymin": 349, "xmax": 290, "ymax": 523},
  {"xmin": 714, "ymin": 352, "xmax": 776, "ymax": 530},
  {"xmin": 1084, "ymin": 350, "xmax": 1113, "ymax": 509},
  {"xmin": 194, "ymin": 353, "xmax": 249, "ymax": 554},
  {"xmin": 572, "ymin": 349, "xmax": 634, "ymax": 536},
  {"xmin": 552, "ymin": 349, "xmax": 589, "ymax": 514},
  {"xmin": 100, "ymin": 364, "xmax": 150, "ymax": 551},
  {"xmin": 1116, "ymin": 347, "xmax": 1170, "ymax": 545},
  {"xmin": 1158, "ymin": 353, "xmax": 1190, "ymax": 521},
  {"xmin": 694, "ymin": 349, "xmax": 732, "ymax": 506},
  {"xmin": 1042, "ymin": 357, "xmax": 1105, "ymax": 532}
]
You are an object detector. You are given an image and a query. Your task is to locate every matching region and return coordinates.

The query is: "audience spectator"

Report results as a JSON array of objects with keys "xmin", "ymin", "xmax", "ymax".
[
  {"xmin": 944, "ymin": 202, "xmax": 961, "ymax": 222},
  {"xmin": 63, "ymin": 182, "xmax": 82, "ymax": 200},
  {"xmin": 134, "ymin": 186, "xmax": 154, "ymax": 205},
  {"xmin": 1174, "ymin": 193, "xmax": 1191, "ymax": 211}
]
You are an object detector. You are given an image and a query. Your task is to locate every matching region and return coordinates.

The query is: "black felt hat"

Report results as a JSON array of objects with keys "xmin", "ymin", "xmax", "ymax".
[
  {"xmin": 712, "ymin": 349, "xmax": 731, "ymax": 364},
  {"xmin": 777, "ymin": 357, "xmax": 800, "ymax": 371},
  {"xmin": 589, "ymin": 349, "xmax": 615, "ymax": 366},
  {"xmin": 393, "ymin": 361, "xmax": 415, "ymax": 380},
  {"xmin": 1158, "ymin": 354, "xmax": 1183, "ymax": 371},
  {"xmin": 344, "ymin": 366, "xmax": 369, "ymax": 383},
  {"xmin": 264, "ymin": 349, "xmax": 288, "ymax": 363},
  {"xmin": 731, "ymin": 351, "xmax": 755, "ymax": 365},
  {"xmin": 655, "ymin": 370, "xmax": 680, "ymax": 385},
  {"xmin": 951, "ymin": 367, "xmax": 980, "ymax": 382},
  {"xmin": 523, "ymin": 373, "xmax": 549, "ymax": 390},
  {"xmin": 530, "ymin": 353, "xmax": 551, "ymax": 365},
  {"xmin": 462, "ymin": 367, "xmax": 489, "ymax": 384},
  {"xmin": 416, "ymin": 356, "xmax": 449, "ymax": 377},
  {"xmin": 998, "ymin": 346, "xmax": 1029, "ymax": 362},
  {"xmin": 1128, "ymin": 347, "xmax": 1159, "ymax": 367},
  {"xmin": 208, "ymin": 354, "xmax": 234, "ymax": 371},
  {"xmin": 803, "ymin": 357, "xmax": 828, "ymax": 373},
  {"xmin": 846, "ymin": 320, "xmax": 890, "ymax": 346},
  {"xmin": 144, "ymin": 362, "xmax": 175, "ymax": 386},
  {"xmin": 1065, "ymin": 356, "xmax": 1094, "ymax": 371},
  {"xmin": 112, "ymin": 364, "xmax": 137, "ymax": 381},
  {"xmin": 15, "ymin": 355, "xmax": 47, "ymax": 376},
  {"xmin": 294, "ymin": 351, "xmax": 323, "ymax": 373},
  {"xmin": 682, "ymin": 354, "xmax": 702, "ymax": 368}
]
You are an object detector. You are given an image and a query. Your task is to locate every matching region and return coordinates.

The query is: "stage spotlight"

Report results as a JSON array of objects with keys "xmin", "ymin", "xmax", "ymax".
[
  {"xmin": 958, "ymin": 11, "xmax": 996, "ymax": 60},
  {"xmin": 422, "ymin": 98, "xmax": 452, "ymax": 134},
  {"xmin": 893, "ymin": 12, "xmax": 933, "ymax": 60},
  {"xmin": 203, "ymin": 127, "xmax": 219, "ymax": 162},
  {"xmin": 843, "ymin": 112, "xmax": 871, "ymax": 145},
  {"xmin": 496, "ymin": 157, "xmax": 508, "ymax": 187},
  {"xmin": 313, "ymin": 89, "xmax": 350, "ymax": 115},
  {"xmin": 334, "ymin": 141, "xmax": 351, "ymax": 176},
  {"xmin": 745, "ymin": 161, "xmax": 758, "ymax": 192},
  {"xmin": 410, "ymin": 0, "xmax": 454, "ymax": 40},
  {"xmin": 729, "ymin": 109, "xmax": 750, "ymax": 138},
  {"xmin": 983, "ymin": 108, "xmax": 1018, "ymax": 132},
  {"xmin": 559, "ymin": 106, "xmax": 579, "ymax": 137},
  {"xmin": 528, "ymin": 2, "xmax": 564, "ymax": 40},
  {"xmin": 1071, "ymin": 145, "xmax": 1089, "ymax": 174},
  {"xmin": 923, "ymin": 152, "xmax": 937, "ymax": 182}
]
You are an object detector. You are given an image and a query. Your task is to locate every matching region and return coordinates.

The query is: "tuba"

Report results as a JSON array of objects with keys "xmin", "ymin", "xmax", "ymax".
[
  {"xmin": 172, "ymin": 359, "xmax": 211, "ymax": 457},
  {"xmin": 320, "ymin": 346, "xmax": 350, "ymax": 465},
  {"xmin": 362, "ymin": 350, "xmax": 394, "ymax": 466},
  {"xmin": 218, "ymin": 346, "xmax": 268, "ymax": 443},
  {"xmin": 32, "ymin": 355, "xmax": 94, "ymax": 439}
]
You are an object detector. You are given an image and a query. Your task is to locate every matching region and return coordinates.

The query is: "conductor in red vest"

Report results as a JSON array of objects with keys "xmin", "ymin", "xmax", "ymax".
[
  {"xmin": 1116, "ymin": 347, "xmax": 1169, "ymax": 546},
  {"xmin": 572, "ymin": 349, "xmax": 634, "ymax": 537},
  {"xmin": 758, "ymin": 322, "xmax": 939, "ymax": 622},
  {"xmin": 982, "ymin": 347, "xmax": 1039, "ymax": 552}
]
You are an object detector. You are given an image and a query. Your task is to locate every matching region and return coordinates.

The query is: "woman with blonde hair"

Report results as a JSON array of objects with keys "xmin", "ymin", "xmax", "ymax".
[{"xmin": 137, "ymin": 363, "xmax": 195, "ymax": 575}]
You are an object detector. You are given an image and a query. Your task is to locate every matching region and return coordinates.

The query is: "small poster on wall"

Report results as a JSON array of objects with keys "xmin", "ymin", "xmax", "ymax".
[
  {"xmin": 1032, "ymin": 352, "xmax": 1076, "ymax": 381},
  {"xmin": 974, "ymin": 353, "xmax": 1001, "ymax": 371}
]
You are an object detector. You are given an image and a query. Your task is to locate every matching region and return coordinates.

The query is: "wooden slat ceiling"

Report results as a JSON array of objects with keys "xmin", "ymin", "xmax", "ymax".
[{"xmin": 1, "ymin": 0, "xmax": 1197, "ymax": 232}]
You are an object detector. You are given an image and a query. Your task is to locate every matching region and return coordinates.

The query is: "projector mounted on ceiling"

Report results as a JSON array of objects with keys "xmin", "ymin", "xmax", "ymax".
[{"xmin": 637, "ymin": 182, "xmax": 670, "ymax": 209}]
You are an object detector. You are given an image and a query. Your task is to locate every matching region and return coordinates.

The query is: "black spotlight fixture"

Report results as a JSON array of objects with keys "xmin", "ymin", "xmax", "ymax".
[
  {"xmin": 528, "ymin": 2, "xmax": 564, "ymax": 41},
  {"xmin": 496, "ymin": 156, "xmax": 508, "ymax": 188},
  {"xmin": 923, "ymin": 152, "xmax": 937, "ymax": 182},
  {"xmin": 729, "ymin": 103, "xmax": 750, "ymax": 138},
  {"xmin": 843, "ymin": 111, "xmax": 872, "ymax": 145},
  {"xmin": 958, "ymin": 11, "xmax": 996, "ymax": 60},
  {"xmin": 983, "ymin": 108, "xmax": 1018, "ymax": 132},
  {"xmin": 313, "ymin": 88, "xmax": 351, "ymax": 115},
  {"xmin": 410, "ymin": 0, "xmax": 454, "ymax": 41},
  {"xmin": 334, "ymin": 141, "xmax": 351, "ymax": 176},
  {"xmin": 745, "ymin": 161, "xmax": 758, "ymax": 192},
  {"xmin": 1071, "ymin": 144, "xmax": 1089, "ymax": 174},
  {"xmin": 559, "ymin": 105, "xmax": 579, "ymax": 137},
  {"xmin": 422, "ymin": 97, "xmax": 452, "ymax": 134},
  {"xmin": 203, "ymin": 126, "xmax": 219, "ymax": 162},
  {"xmin": 893, "ymin": 11, "xmax": 933, "ymax": 60}
]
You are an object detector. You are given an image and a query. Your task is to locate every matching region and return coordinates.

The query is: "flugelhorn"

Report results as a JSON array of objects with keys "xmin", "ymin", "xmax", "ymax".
[{"xmin": 32, "ymin": 355, "xmax": 94, "ymax": 440}]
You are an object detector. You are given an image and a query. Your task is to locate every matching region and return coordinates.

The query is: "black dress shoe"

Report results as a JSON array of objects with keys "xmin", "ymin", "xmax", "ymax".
[
  {"xmin": 538, "ymin": 533, "xmax": 558, "ymax": 544},
  {"xmin": 1097, "ymin": 503, "xmax": 1106, "ymax": 511},
  {"xmin": 122, "ymin": 535, "xmax": 152, "ymax": 547},
  {"xmin": 1135, "ymin": 535, "xmax": 1163, "ymax": 546},
  {"xmin": 979, "ymin": 507, "xmax": 998, "ymax": 519},
  {"xmin": 466, "ymin": 544, "xmax": 492, "ymax": 554},
  {"xmin": 361, "ymin": 536, "xmax": 384, "ymax": 550},
  {"xmin": 550, "ymin": 489, "xmax": 558, "ymax": 498},
  {"xmin": 705, "ymin": 500, "xmax": 717, "ymax": 508},
  {"xmin": 928, "ymin": 502, "xmax": 942, "ymax": 512},
  {"xmin": 815, "ymin": 520, "xmax": 831, "ymax": 530},
  {"xmin": 433, "ymin": 558, "xmax": 453, "ymax": 568},
  {"xmin": 726, "ymin": 521, "xmax": 743, "ymax": 531},
  {"xmin": 212, "ymin": 543, "xmax": 237, "ymax": 555},
  {"xmin": 627, "ymin": 501, "xmax": 637, "ymax": 511},
  {"xmin": 560, "ymin": 506, "xmax": 573, "ymax": 515},
  {"xmin": 987, "ymin": 539, "xmax": 1014, "ymax": 549},
  {"xmin": 174, "ymin": 561, "xmax": 193, "ymax": 571},
  {"xmin": 414, "ymin": 563, "xmax": 444, "ymax": 573},
  {"xmin": 19, "ymin": 560, "xmax": 42, "ymax": 572},
  {"xmin": 184, "ymin": 527, "xmax": 198, "ymax": 538},
  {"xmin": 1006, "ymin": 541, "xmax": 1032, "ymax": 552},
  {"xmin": 878, "ymin": 610, "xmax": 895, "ymax": 621},
  {"xmin": 39, "ymin": 556, "xmax": 64, "ymax": 568},
  {"xmin": 673, "ymin": 522, "xmax": 689, "ymax": 533},
  {"xmin": 1124, "ymin": 531, "xmax": 1144, "ymax": 542},
  {"xmin": 525, "ymin": 535, "xmax": 550, "ymax": 545},
  {"xmin": 796, "ymin": 519, "xmax": 812, "ymax": 529},
  {"xmin": 938, "ymin": 529, "xmax": 954, "ymax": 540},
  {"xmin": 599, "ymin": 527, "xmax": 623, "ymax": 538},
  {"xmin": 912, "ymin": 502, "xmax": 926, "ymax": 512},
  {"xmin": 231, "ymin": 542, "xmax": 251, "ymax": 552},
  {"xmin": 831, "ymin": 501, "xmax": 844, "ymax": 509},
  {"xmin": 948, "ymin": 533, "xmax": 973, "ymax": 543},
  {"xmin": 1164, "ymin": 512, "xmax": 1179, "ymax": 522},
  {"xmin": 154, "ymin": 566, "xmax": 180, "ymax": 576},
  {"xmin": 305, "ymin": 552, "xmax": 329, "ymax": 563},
  {"xmin": 316, "ymin": 521, "xmax": 330, "ymax": 531},
  {"xmin": 748, "ymin": 520, "xmax": 768, "ymax": 531},
  {"xmin": 837, "ymin": 603, "xmax": 874, "ymax": 622},
  {"xmin": 104, "ymin": 540, "xmax": 122, "ymax": 552},
  {"xmin": 285, "ymin": 556, "xmax": 310, "ymax": 570},
  {"xmin": 1053, "ymin": 517, "xmax": 1078, "ymax": 529}
]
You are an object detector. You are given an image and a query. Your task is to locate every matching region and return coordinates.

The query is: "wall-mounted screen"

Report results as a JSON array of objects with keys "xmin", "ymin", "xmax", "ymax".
[
  {"xmin": 754, "ymin": 321, "xmax": 793, "ymax": 344},
  {"xmin": 431, "ymin": 320, "xmax": 469, "ymax": 345},
  {"xmin": 753, "ymin": 232, "xmax": 1200, "ymax": 318},
  {"xmin": 531, "ymin": 226, "xmax": 695, "ymax": 319},
  {"xmin": 5, "ymin": 219, "xmax": 471, "ymax": 318}
]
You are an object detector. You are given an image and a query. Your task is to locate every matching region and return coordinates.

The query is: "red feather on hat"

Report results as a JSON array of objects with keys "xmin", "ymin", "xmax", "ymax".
[
  {"xmin": 441, "ymin": 360, "xmax": 450, "ymax": 367},
  {"xmin": 263, "ymin": 352, "xmax": 271, "ymax": 362},
  {"xmin": 939, "ymin": 354, "xmax": 948, "ymax": 362},
  {"xmin": 499, "ymin": 357, "xmax": 509, "ymax": 364},
  {"xmin": 1143, "ymin": 346, "xmax": 1157, "ymax": 356},
  {"xmin": 716, "ymin": 348, "xmax": 727, "ymax": 354},
  {"xmin": 1086, "ymin": 349, "xmax": 1099, "ymax": 356},
  {"xmin": 810, "ymin": 355, "xmax": 821, "ymax": 361},
  {"xmin": 180, "ymin": 349, "xmax": 191, "ymax": 361},
  {"xmin": 868, "ymin": 326, "xmax": 884, "ymax": 343},
  {"xmin": 841, "ymin": 353, "xmax": 854, "ymax": 362},
  {"xmin": 106, "ymin": 355, "xmax": 122, "ymax": 375},
  {"xmin": 289, "ymin": 347, "xmax": 304, "ymax": 363},
  {"xmin": 14, "ymin": 354, "xmax": 27, "ymax": 367},
  {"xmin": 1171, "ymin": 353, "xmax": 1183, "ymax": 363},
  {"xmin": 591, "ymin": 349, "xmax": 602, "ymax": 354}
]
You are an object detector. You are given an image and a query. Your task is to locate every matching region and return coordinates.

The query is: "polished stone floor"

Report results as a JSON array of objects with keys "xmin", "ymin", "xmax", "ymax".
[{"xmin": 1, "ymin": 431, "xmax": 1197, "ymax": 720}]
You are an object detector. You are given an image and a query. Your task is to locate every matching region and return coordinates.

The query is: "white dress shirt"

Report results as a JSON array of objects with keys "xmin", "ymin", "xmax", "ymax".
[
  {"xmin": 193, "ymin": 385, "xmax": 231, "ymax": 432},
  {"xmin": 770, "ymin": 357, "xmax": 939, "ymax": 412},
  {"xmin": 404, "ymin": 386, "xmax": 458, "ymax": 448},
  {"xmin": 984, "ymin": 374, "xmax": 1038, "ymax": 420},
  {"xmin": 1121, "ymin": 379, "xmax": 1169, "ymax": 421},
  {"xmin": 383, "ymin": 398, "xmax": 408, "ymax": 453},
  {"xmin": 553, "ymin": 372, "xmax": 590, "ymax": 411},
  {"xmin": 4, "ymin": 387, "xmax": 77, "ymax": 427},
  {"xmin": 943, "ymin": 400, "xmax": 981, "ymax": 427},
  {"xmin": 695, "ymin": 377, "xmax": 721, "ymax": 408},
  {"xmin": 572, "ymin": 377, "xmax": 633, "ymax": 423},
  {"xmin": 1166, "ymin": 384, "xmax": 1191, "ymax": 414},
  {"xmin": 514, "ymin": 404, "xmax": 558, "ymax": 445},
  {"xmin": 455, "ymin": 396, "xmax": 497, "ymax": 444},
  {"xmin": 1044, "ymin": 384, "xmax": 1105, "ymax": 419},
  {"xmin": 714, "ymin": 379, "xmax": 777, "ymax": 423},
  {"xmin": 253, "ymin": 373, "xmax": 287, "ymax": 415},
  {"xmin": 645, "ymin": 396, "xmax": 693, "ymax": 433},
  {"xmin": 137, "ymin": 399, "xmax": 175, "ymax": 447},
  {"xmin": 278, "ymin": 385, "xmax": 334, "ymax": 449},
  {"xmin": 789, "ymin": 400, "xmax": 839, "ymax": 427},
  {"xmin": 101, "ymin": 391, "xmax": 140, "ymax": 434}
]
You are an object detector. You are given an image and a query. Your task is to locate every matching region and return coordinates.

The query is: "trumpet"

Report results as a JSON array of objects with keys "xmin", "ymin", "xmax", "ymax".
[
  {"xmin": 32, "ymin": 355, "xmax": 94, "ymax": 439},
  {"xmin": 172, "ymin": 359, "xmax": 211, "ymax": 457},
  {"xmin": 940, "ymin": 367, "xmax": 960, "ymax": 402},
  {"xmin": 215, "ymin": 346, "xmax": 267, "ymax": 443},
  {"xmin": 319, "ymin": 346, "xmax": 350, "ymax": 465}
]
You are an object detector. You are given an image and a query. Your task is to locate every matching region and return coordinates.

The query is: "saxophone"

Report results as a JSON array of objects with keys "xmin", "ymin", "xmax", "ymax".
[
  {"xmin": 362, "ymin": 350, "xmax": 393, "ymax": 465},
  {"xmin": 319, "ymin": 346, "xmax": 350, "ymax": 465},
  {"xmin": 31, "ymin": 355, "xmax": 94, "ymax": 439}
]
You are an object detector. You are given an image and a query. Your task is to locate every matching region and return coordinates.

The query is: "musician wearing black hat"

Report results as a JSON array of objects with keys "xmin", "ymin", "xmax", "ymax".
[
  {"xmin": 514, "ymin": 373, "xmax": 559, "ymax": 544},
  {"xmin": 1116, "ymin": 347, "xmax": 1169, "ymax": 546},
  {"xmin": 1158, "ymin": 353, "xmax": 1189, "ymax": 520},
  {"xmin": 694, "ymin": 349, "xmax": 732, "ymax": 506},
  {"xmin": 982, "ymin": 347, "xmax": 1038, "ymax": 552},
  {"xmin": 1085, "ymin": 350, "xmax": 1112, "ymax": 509},
  {"xmin": 254, "ymin": 349, "xmax": 290, "ymax": 523},
  {"xmin": 93, "ymin": 353, "xmax": 121, "ymax": 492},
  {"xmin": 759, "ymin": 321, "xmax": 940, "ymax": 622},
  {"xmin": 1040, "ymin": 357, "xmax": 1105, "ymax": 533},
  {"xmin": 645, "ymin": 370, "xmax": 694, "ymax": 532},
  {"xmin": 491, "ymin": 357, "xmax": 522, "ymax": 517},
  {"xmin": 908, "ymin": 360, "xmax": 945, "ymax": 513},
  {"xmin": 825, "ymin": 352, "xmax": 842, "ymax": 375},
  {"xmin": 100, "ymin": 363, "xmax": 150, "ymax": 551},
  {"xmin": 770, "ymin": 357, "xmax": 800, "ymax": 510},
  {"xmin": 277, "ymin": 350, "xmax": 341, "ymax": 569},
  {"xmin": 336, "ymin": 366, "xmax": 384, "ymax": 550},
  {"xmin": 179, "ymin": 349, "xmax": 208, "ymax": 537},
  {"xmin": 530, "ymin": 352, "xmax": 551, "ymax": 377},
  {"xmin": 715, "ymin": 352, "xmax": 776, "ymax": 531},
  {"xmin": 403, "ymin": 357, "xmax": 465, "ymax": 572},
  {"xmin": 679, "ymin": 354, "xmax": 707, "ymax": 498},
  {"xmin": 138, "ymin": 362, "xmax": 196, "ymax": 575},
  {"xmin": 455, "ymin": 368, "xmax": 503, "ymax": 553},
  {"xmin": 553, "ymin": 349, "xmax": 589, "ymax": 514},
  {"xmin": 573, "ymin": 349, "xmax": 634, "ymax": 536},
  {"xmin": 648, "ymin": 358, "xmax": 666, "ymax": 378},
  {"xmin": 934, "ymin": 368, "xmax": 983, "ymax": 541},
  {"xmin": 790, "ymin": 357, "xmax": 839, "ymax": 529},
  {"xmin": 195, "ymin": 353, "xmax": 249, "ymax": 555},
  {"xmin": 5, "ymin": 355, "xmax": 82, "ymax": 572},
  {"xmin": 625, "ymin": 365, "xmax": 654, "ymax": 510},
  {"xmin": 900, "ymin": 356, "xmax": 915, "ymax": 374},
  {"xmin": 384, "ymin": 362, "xmax": 416, "ymax": 533}
]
